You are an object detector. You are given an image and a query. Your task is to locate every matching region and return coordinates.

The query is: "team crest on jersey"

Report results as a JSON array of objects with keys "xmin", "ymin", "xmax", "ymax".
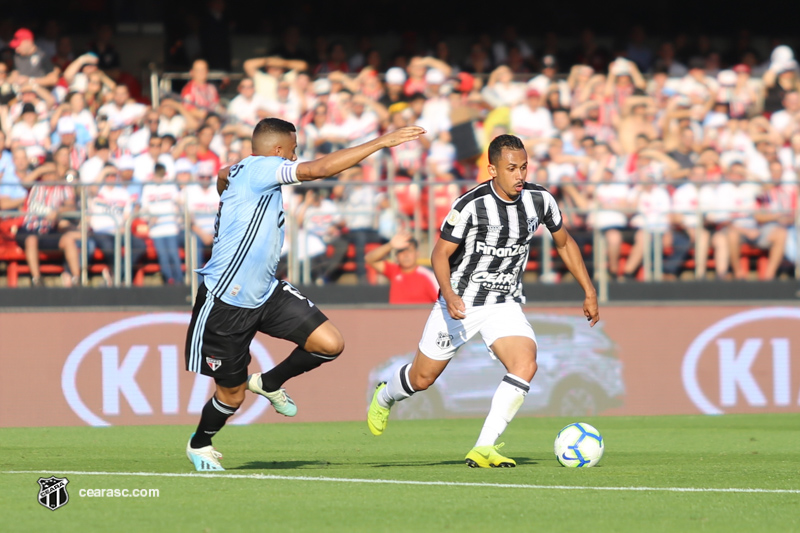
[
  {"xmin": 38, "ymin": 476, "xmax": 69, "ymax": 511},
  {"xmin": 436, "ymin": 331, "xmax": 454, "ymax": 349},
  {"xmin": 526, "ymin": 216, "xmax": 540, "ymax": 233},
  {"xmin": 446, "ymin": 209, "xmax": 461, "ymax": 226},
  {"xmin": 206, "ymin": 357, "xmax": 222, "ymax": 371}
]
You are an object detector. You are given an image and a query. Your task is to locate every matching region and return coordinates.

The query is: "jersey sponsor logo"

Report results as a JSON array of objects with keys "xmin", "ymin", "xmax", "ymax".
[
  {"xmin": 469, "ymin": 268, "xmax": 520, "ymax": 294},
  {"xmin": 475, "ymin": 241, "xmax": 529, "ymax": 258},
  {"xmin": 62, "ymin": 314, "xmax": 275, "ymax": 426},
  {"xmin": 436, "ymin": 331, "xmax": 454, "ymax": 349},
  {"xmin": 230, "ymin": 285, "xmax": 241, "ymax": 297},
  {"xmin": 38, "ymin": 476, "xmax": 69, "ymax": 511},
  {"xmin": 445, "ymin": 209, "xmax": 461, "ymax": 226},
  {"xmin": 206, "ymin": 357, "xmax": 222, "ymax": 371},
  {"xmin": 527, "ymin": 216, "xmax": 540, "ymax": 233},
  {"xmin": 682, "ymin": 307, "xmax": 800, "ymax": 415},
  {"xmin": 486, "ymin": 224, "xmax": 503, "ymax": 234}
]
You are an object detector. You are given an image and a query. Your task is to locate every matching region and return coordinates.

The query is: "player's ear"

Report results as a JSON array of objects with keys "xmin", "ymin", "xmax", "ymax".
[{"xmin": 488, "ymin": 164, "xmax": 497, "ymax": 178}]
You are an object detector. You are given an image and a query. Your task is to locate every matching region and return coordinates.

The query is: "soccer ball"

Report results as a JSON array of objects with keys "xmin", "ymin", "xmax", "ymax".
[{"xmin": 554, "ymin": 422, "xmax": 604, "ymax": 468}]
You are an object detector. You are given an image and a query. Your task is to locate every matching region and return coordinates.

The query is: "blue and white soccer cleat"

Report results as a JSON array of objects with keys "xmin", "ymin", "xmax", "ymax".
[
  {"xmin": 186, "ymin": 434, "xmax": 225, "ymax": 471},
  {"xmin": 247, "ymin": 374, "xmax": 297, "ymax": 417}
]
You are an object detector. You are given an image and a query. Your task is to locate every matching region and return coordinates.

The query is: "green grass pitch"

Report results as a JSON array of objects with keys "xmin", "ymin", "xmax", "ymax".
[{"xmin": 2, "ymin": 414, "xmax": 799, "ymax": 532}]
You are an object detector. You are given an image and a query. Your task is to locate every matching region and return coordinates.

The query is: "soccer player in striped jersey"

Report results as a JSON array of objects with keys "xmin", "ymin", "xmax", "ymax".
[
  {"xmin": 368, "ymin": 134, "xmax": 600, "ymax": 468},
  {"xmin": 185, "ymin": 117, "xmax": 424, "ymax": 471}
]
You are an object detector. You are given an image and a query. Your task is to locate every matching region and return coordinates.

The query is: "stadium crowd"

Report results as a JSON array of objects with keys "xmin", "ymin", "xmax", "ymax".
[{"xmin": 0, "ymin": 23, "xmax": 798, "ymax": 290}]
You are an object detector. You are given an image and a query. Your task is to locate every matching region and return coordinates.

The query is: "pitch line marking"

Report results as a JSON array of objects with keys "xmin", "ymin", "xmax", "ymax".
[{"xmin": 3, "ymin": 470, "xmax": 799, "ymax": 494}]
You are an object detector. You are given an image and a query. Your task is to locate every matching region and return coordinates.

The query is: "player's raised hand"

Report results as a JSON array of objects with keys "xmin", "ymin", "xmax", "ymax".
[
  {"xmin": 379, "ymin": 126, "xmax": 426, "ymax": 148},
  {"xmin": 583, "ymin": 292, "xmax": 599, "ymax": 327}
]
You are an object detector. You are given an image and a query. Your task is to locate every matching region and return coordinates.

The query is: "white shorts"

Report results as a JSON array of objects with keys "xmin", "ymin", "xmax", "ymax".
[{"xmin": 418, "ymin": 298, "xmax": 537, "ymax": 361}]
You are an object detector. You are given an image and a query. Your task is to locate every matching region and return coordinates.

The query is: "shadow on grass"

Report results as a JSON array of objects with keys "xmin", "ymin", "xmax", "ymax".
[
  {"xmin": 236, "ymin": 461, "xmax": 333, "ymax": 470},
  {"xmin": 369, "ymin": 457, "xmax": 539, "ymax": 467}
]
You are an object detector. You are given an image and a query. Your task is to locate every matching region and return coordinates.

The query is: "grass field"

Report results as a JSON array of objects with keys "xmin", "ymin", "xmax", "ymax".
[{"xmin": 2, "ymin": 414, "xmax": 799, "ymax": 533}]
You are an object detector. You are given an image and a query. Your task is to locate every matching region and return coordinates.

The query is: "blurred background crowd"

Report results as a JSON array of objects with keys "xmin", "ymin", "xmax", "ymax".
[{"xmin": 0, "ymin": 4, "xmax": 798, "ymax": 292}]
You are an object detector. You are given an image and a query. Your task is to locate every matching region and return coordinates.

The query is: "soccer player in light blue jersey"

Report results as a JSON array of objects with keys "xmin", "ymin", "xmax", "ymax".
[{"xmin": 184, "ymin": 117, "xmax": 425, "ymax": 471}]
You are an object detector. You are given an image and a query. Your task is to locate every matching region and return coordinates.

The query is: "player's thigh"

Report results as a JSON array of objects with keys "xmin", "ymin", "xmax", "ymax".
[
  {"xmin": 185, "ymin": 284, "xmax": 259, "ymax": 386},
  {"xmin": 258, "ymin": 281, "xmax": 332, "ymax": 349},
  {"xmin": 481, "ymin": 304, "xmax": 538, "ymax": 380}
]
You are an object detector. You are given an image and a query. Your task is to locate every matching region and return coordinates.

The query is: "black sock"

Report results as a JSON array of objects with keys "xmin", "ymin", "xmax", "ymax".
[
  {"xmin": 190, "ymin": 396, "xmax": 239, "ymax": 449},
  {"xmin": 260, "ymin": 347, "xmax": 337, "ymax": 391}
]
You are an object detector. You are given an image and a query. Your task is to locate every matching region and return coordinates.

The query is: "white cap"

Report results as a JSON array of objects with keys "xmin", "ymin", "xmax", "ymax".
[
  {"xmin": 313, "ymin": 78, "xmax": 331, "ymax": 95},
  {"xmin": 717, "ymin": 69, "xmax": 736, "ymax": 86},
  {"xmin": 775, "ymin": 59, "xmax": 798, "ymax": 73},
  {"xmin": 385, "ymin": 67, "xmax": 406, "ymax": 85},
  {"xmin": 705, "ymin": 113, "xmax": 728, "ymax": 129},
  {"xmin": 174, "ymin": 159, "xmax": 194, "ymax": 174},
  {"xmin": 425, "ymin": 68, "xmax": 446, "ymax": 85},
  {"xmin": 56, "ymin": 116, "xmax": 76, "ymax": 135},
  {"xmin": 116, "ymin": 155, "xmax": 135, "ymax": 171},
  {"xmin": 771, "ymin": 45, "xmax": 795, "ymax": 65}
]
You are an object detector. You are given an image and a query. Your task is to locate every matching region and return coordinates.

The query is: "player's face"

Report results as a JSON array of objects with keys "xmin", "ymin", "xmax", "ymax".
[
  {"xmin": 275, "ymin": 132, "xmax": 298, "ymax": 161},
  {"xmin": 488, "ymin": 148, "xmax": 528, "ymax": 201}
]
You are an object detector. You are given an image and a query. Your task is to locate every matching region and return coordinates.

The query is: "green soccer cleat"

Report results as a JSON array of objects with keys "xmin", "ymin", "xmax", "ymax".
[
  {"xmin": 186, "ymin": 434, "xmax": 225, "ymax": 471},
  {"xmin": 464, "ymin": 443, "xmax": 516, "ymax": 468},
  {"xmin": 247, "ymin": 374, "xmax": 297, "ymax": 417},
  {"xmin": 367, "ymin": 382, "xmax": 391, "ymax": 436}
]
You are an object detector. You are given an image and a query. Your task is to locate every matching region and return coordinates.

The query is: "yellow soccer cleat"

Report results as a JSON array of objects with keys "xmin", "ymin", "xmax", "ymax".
[
  {"xmin": 464, "ymin": 443, "xmax": 516, "ymax": 468},
  {"xmin": 367, "ymin": 382, "xmax": 391, "ymax": 436}
]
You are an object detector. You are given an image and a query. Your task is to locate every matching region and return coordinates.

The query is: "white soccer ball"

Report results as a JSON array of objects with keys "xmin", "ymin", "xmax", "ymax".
[{"xmin": 554, "ymin": 422, "xmax": 604, "ymax": 468}]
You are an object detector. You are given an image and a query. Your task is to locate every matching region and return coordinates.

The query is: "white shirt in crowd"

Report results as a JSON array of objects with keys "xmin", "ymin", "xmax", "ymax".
[
  {"xmin": 630, "ymin": 185, "xmax": 671, "ymax": 232},
  {"xmin": 228, "ymin": 93, "xmax": 269, "ymax": 126},
  {"xmin": 79, "ymin": 155, "xmax": 107, "ymax": 184},
  {"xmin": 510, "ymin": 104, "xmax": 554, "ymax": 157},
  {"xmin": 182, "ymin": 183, "xmax": 220, "ymax": 235},
  {"xmin": 671, "ymin": 182, "xmax": 718, "ymax": 228},
  {"xmin": 89, "ymin": 184, "xmax": 136, "ymax": 234},
  {"xmin": 591, "ymin": 183, "xmax": 630, "ymax": 230},
  {"xmin": 140, "ymin": 182, "xmax": 181, "ymax": 238}
]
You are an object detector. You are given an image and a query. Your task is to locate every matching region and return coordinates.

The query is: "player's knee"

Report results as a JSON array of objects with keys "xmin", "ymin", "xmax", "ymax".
[
  {"xmin": 315, "ymin": 331, "xmax": 345, "ymax": 358},
  {"xmin": 513, "ymin": 360, "xmax": 538, "ymax": 382},
  {"xmin": 215, "ymin": 384, "xmax": 246, "ymax": 408}
]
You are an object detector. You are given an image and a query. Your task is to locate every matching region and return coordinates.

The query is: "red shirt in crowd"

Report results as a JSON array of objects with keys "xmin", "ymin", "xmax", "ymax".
[
  {"xmin": 181, "ymin": 80, "xmax": 219, "ymax": 112},
  {"xmin": 382, "ymin": 261, "xmax": 439, "ymax": 304}
]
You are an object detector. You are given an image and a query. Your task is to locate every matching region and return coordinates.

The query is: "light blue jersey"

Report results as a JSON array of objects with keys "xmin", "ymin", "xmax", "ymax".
[{"xmin": 198, "ymin": 155, "xmax": 300, "ymax": 308}]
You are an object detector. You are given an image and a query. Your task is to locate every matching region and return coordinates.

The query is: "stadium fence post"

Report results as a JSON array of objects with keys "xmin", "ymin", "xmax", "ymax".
[
  {"xmin": 695, "ymin": 203, "xmax": 703, "ymax": 279},
  {"xmin": 653, "ymin": 231, "xmax": 663, "ymax": 282},
  {"xmin": 427, "ymin": 174, "xmax": 435, "ymax": 252},
  {"xmin": 80, "ymin": 184, "xmax": 89, "ymax": 286},
  {"xmin": 643, "ymin": 230, "xmax": 652, "ymax": 282},
  {"xmin": 124, "ymin": 215, "xmax": 133, "ymax": 286},
  {"xmin": 113, "ymin": 218, "xmax": 121, "ymax": 287},
  {"xmin": 412, "ymin": 171, "xmax": 423, "ymax": 248},
  {"xmin": 149, "ymin": 66, "xmax": 160, "ymax": 108}
]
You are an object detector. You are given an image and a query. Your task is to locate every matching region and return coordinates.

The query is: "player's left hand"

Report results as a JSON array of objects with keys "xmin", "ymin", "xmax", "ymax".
[
  {"xmin": 583, "ymin": 292, "xmax": 599, "ymax": 327},
  {"xmin": 380, "ymin": 126, "xmax": 426, "ymax": 148}
]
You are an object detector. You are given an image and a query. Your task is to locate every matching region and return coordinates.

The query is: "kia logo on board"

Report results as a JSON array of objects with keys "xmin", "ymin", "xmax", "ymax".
[
  {"xmin": 62, "ymin": 314, "xmax": 274, "ymax": 426},
  {"xmin": 682, "ymin": 307, "xmax": 800, "ymax": 415}
]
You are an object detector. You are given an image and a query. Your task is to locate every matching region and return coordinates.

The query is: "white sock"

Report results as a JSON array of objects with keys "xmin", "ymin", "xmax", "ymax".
[
  {"xmin": 378, "ymin": 364, "xmax": 415, "ymax": 408},
  {"xmin": 474, "ymin": 374, "xmax": 530, "ymax": 447}
]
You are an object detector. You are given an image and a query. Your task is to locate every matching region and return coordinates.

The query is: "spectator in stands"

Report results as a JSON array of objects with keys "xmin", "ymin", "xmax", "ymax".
[
  {"xmin": 181, "ymin": 59, "xmax": 221, "ymax": 122},
  {"xmin": 11, "ymin": 102, "xmax": 51, "ymax": 160},
  {"xmin": 158, "ymin": 94, "xmax": 198, "ymax": 138},
  {"xmin": 15, "ymin": 159, "xmax": 81, "ymax": 287},
  {"xmin": 196, "ymin": 124, "xmax": 221, "ymax": 175},
  {"xmin": 769, "ymin": 91, "xmax": 799, "ymax": 143},
  {"xmin": 80, "ymin": 137, "xmax": 111, "ymax": 184},
  {"xmin": 88, "ymin": 164, "xmax": 146, "ymax": 285},
  {"xmin": 89, "ymin": 23, "xmax": 121, "ymax": 72},
  {"xmin": 97, "ymin": 84, "xmax": 147, "ymax": 132},
  {"xmin": 243, "ymin": 55, "xmax": 308, "ymax": 102},
  {"xmin": 227, "ymin": 77, "xmax": 267, "ymax": 128},
  {"xmin": 128, "ymin": 109, "xmax": 162, "ymax": 157},
  {"xmin": 182, "ymin": 160, "xmax": 219, "ymax": 281},
  {"xmin": 332, "ymin": 165, "xmax": 381, "ymax": 283},
  {"xmin": 365, "ymin": 231, "xmax": 438, "ymax": 304},
  {"xmin": 482, "ymin": 65, "xmax": 525, "ymax": 108},
  {"xmin": 9, "ymin": 28, "xmax": 61, "ymax": 87},
  {"xmin": 133, "ymin": 135, "xmax": 164, "ymax": 183},
  {"xmin": 140, "ymin": 163, "xmax": 183, "ymax": 285},
  {"xmin": 296, "ymin": 188, "xmax": 348, "ymax": 284},
  {"xmin": 728, "ymin": 160, "xmax": 791, "ymax": 280},
  {"xmin": 0, "ymin": 139, "xmax": 28, "ymax": 210},
  {"xmin": 511, "ymin": 87, "xmax": 554, "ymax": 159}
]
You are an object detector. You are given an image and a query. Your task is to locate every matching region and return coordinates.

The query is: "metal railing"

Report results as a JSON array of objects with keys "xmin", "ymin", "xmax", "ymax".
[{"xmin": 1, "ymin": 178, "xmax": 797, "ymax": 302}]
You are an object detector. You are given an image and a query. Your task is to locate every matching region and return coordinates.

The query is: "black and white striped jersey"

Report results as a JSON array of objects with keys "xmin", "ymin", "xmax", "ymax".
[{"xmin": 439, "ymin": 180, "xmax": 562, "ymax": 307}]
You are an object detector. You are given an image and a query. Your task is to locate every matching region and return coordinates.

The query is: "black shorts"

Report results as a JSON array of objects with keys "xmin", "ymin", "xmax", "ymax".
[
  {"xmin": 184, "ymin": 281, "xmax": 329, "ymax": 387},
  {"xmin": 16, "ymin": 228, "xmax": 64, "ymax": 250}
]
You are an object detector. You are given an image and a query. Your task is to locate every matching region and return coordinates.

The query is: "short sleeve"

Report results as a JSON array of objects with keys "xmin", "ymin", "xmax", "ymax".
[
  {"xmin": 383, "ymin": 261, "xmax": 399, "ymax": 278},
  {"xmin": 440, "ymin": 201, "xmax": 473, "ymax": 244},
  {"xmin": 248, "ymin": 157, "xmax": 300, "ymax": 194},
  {"xmin": 542, "ymin": 190, "xmax": 563, "ymax": 232}
]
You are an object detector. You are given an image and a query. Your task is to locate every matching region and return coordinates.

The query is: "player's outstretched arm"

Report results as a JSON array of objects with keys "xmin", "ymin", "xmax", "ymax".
[
  {"xmin": 551, "ymin": 227, "xmax": 599, "ymax": 326},
  {"xmin": 217, "ymin": 166, "xmax": 230, "ymax": 196},
  {"xmin": 431, "ymin": 238, "xmax": 466, "ymax": 320},
  {"xmin": 295, "ymin": 126, "xmax": 426, "ymax": 182}
]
